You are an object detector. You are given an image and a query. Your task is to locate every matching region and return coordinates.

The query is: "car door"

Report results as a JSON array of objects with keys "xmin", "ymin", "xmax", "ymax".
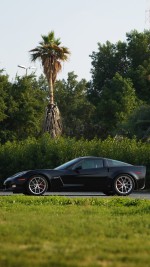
[
  {"xmin": 74, "ymin": 159, "xmax": 108, "ymax": 189},
  {"xmin": 59, "ymin": 158, "xmax": 109, "ymax": 190},
  {"xmin": 58, "ymin": 159, "xmax": 98, "ymax": 189},
  {"xmin": 59, "ymin": 168, "xmax": 85, "ymax": 189}
]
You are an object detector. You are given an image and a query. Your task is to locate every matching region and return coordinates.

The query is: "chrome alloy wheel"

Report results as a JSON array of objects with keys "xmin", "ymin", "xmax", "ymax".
[
  {"xmin": 114, "ymin": 175, "xmax": 134, "ymax": 195},
  {"xmin": 28, "ymin": 176, "xmax": 48, "ymax": 195}
]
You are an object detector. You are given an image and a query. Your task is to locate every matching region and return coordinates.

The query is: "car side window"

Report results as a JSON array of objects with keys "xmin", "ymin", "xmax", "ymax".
[
  {"xmin": 73, "ymin": 159, "xmax": 103, "ymax": 170},
  {"xmin": 107, "ymin": 159, "xmax": 131, "ymax": 167},
  {"xmin": 82, "ymin": 159, "xmax": 95, "ymax": 169},
  {"xmin": 72, "ymin": 161, "xmax": 83, "ymax": 170},
  {"xmin": 94, "ymin": 159, "xmax": 103, "ymax": 168}
]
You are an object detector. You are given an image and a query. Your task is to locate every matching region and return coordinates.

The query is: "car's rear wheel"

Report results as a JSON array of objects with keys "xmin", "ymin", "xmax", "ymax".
[
  {"xmin": 113, "ymin": 174, "xmax": 134, "ymax": 196},
  {"xmin": 26, "ymin": 175, "xmax": 48, "ymax": 196}
]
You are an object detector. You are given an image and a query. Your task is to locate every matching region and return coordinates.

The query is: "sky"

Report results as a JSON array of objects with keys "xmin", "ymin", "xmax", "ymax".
[{"xmin": 0, "ymin": 0, "xmax": 149, "ymax": 82}]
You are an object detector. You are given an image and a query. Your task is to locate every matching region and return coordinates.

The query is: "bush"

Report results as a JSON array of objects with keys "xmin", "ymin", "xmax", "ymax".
[{"xmin": 0, "ymin": 134, "xmax": 150, "ymax": 188}]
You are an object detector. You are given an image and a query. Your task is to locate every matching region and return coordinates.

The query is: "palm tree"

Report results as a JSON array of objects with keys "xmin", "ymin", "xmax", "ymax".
[{"xmin": 30, "ymin": 31, "xmax": 70, "ymax": 137}]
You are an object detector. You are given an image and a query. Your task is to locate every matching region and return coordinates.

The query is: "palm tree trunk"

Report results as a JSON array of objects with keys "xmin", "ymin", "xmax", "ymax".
[
  {"xmin": 43, "ymin": 75, "xmax": 62, "ymax": 137},
  {"xmin": 49, "ymin": 73, "xmax": 54, "ymax": 105}
]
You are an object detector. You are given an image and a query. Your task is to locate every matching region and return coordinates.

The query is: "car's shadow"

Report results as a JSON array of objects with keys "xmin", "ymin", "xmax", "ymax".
[{"xmin": 44, "ymin": 192, "xmax": 107, "ymax": 197}]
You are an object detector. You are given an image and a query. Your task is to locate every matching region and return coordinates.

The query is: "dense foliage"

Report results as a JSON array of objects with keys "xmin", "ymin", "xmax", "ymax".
[
  {"xmin": 89, "ymin": 30, "xmax": 150, "ymax": 139},
  {"xmin": 0, "ymin": 135, "xmax": 149, "ymax": 188},
  {"xmin": 54, "ymin": 72, "xmax": 95, "ymax": 139},
  {"xmin": 0, "ymin": 73, "xmax": 47, "ymax": 143}
]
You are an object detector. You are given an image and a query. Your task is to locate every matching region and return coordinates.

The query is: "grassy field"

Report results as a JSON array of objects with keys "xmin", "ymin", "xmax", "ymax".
[{"xmin": 0, "ymin": 196, "xmax": 150, "ymax": 267}]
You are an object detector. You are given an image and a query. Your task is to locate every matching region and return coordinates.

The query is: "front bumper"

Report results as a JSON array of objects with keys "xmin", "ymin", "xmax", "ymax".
[{"xmin": 4, "ymin": 179, "xmax": 26, "ymax": 193}]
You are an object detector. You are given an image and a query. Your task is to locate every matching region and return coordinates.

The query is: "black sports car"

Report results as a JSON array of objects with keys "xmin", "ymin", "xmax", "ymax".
[{"xmin": 4, "ymin": 157, "xmax": 146, "ymax": 196}]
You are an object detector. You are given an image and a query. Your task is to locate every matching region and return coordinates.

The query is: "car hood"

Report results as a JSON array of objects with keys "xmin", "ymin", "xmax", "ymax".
[{"xmin": 4, "ymin": 168, "xmax": 66, "ymax": 183}]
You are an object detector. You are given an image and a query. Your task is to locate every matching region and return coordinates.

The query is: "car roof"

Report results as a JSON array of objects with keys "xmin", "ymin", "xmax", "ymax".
[{"xmin": 79, "ymin": 156, "xmax": 104, "ymax": 160}]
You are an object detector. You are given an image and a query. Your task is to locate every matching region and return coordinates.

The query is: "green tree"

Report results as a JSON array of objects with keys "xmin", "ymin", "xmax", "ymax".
[
  {"xmin": 89, "ymin": 40, "xmax": 129, "ymax": 104},
  {"xmin": 126, "ymin": 30, "xmax": 150, "ymax": 103},
  {"xmin": 126, "ymin": 30, "xmax": 150, "ymax": 69},
  {"xmin": 95, "ymin": 73, "xmax": 139, "ymax": 137},
  {"xmin": 54, "ymin": 72, "xmax": 95, "ymax": 139},
  {"xmin": 30, "ymin": 31, "xmax": 70, "ymax": 137},
  {"xmin": 88, "ymin": 30, "xmax": 150, "ymax": 138},
  {"xmin": 0, "ymin": 71, "xmax": 10, "ymax": 122},
  {"xmin": 122, "ymin": 105, "xmax": 150, "ymax": 140},
  {"xmin": 0, "ymin": 75, "xmax": 47, "ymax": 143},
  {"xmin": 89, "ymin": 30, "xmax": 150, "ymax": 105}
]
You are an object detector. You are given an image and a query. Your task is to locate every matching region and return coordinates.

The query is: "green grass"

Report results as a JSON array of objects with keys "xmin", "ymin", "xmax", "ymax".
[{"xmin": 0, "ymin": 196, "xmax": 150, "ymax": 267}]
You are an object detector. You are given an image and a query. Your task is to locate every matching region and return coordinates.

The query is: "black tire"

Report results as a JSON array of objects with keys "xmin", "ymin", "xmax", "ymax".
[
  {"xmin": 113, "ymin": 174, "xmax": 134, "ymax": 196},
  {"xmin": 26, "ymin": 175, "xmax": 48, "ymax": 196}
]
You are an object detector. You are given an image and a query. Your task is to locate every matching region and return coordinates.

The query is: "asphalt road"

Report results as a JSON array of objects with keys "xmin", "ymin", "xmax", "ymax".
[{"xmin": 0, "ymin": 191, "xmax": 150, "ymax": 199}]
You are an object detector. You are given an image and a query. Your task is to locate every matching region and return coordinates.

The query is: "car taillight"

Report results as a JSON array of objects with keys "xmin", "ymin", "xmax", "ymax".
[{"xmin": 134, "ymin": 171, "xmax": 142, "ymax": 174}]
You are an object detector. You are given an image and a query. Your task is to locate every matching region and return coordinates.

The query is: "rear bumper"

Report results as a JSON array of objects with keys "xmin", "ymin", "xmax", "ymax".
[{"xmin": 136, "ymin": 178, "xmax": 145, "ymax": 190}]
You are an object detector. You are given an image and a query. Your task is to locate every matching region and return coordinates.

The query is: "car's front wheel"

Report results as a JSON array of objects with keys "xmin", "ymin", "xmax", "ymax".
[
  {"xmin": 26, "ymin": 175, "xmax": 48, "ymax": 196},
  {"xmin": 113, "ymin": 174, "xmax": 134, "ymax": 196}
]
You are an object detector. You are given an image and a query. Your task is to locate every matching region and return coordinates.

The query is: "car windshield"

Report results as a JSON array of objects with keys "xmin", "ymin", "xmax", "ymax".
[{"xmin": 54, "ymin": 158, "xmax": 80, "ymax": 170}]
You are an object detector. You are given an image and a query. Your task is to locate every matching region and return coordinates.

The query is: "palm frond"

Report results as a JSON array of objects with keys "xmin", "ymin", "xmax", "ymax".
[{"xmin": 30, "ymin": 31, "xmax": 70, "ymax": 82}]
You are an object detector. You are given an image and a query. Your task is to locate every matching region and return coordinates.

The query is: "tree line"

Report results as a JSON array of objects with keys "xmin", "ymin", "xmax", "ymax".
[{"xmin": 0, "ymin": 29, "xmax": 150, "ymax": 143}]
